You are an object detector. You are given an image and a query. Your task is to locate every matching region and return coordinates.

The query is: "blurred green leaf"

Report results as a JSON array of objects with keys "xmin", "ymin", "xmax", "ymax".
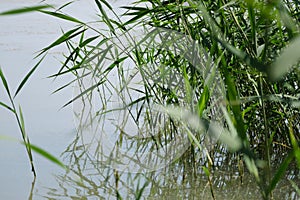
[
  {"xmin": 0, "ymin": 5, "xmax": 52, "ymax": 15},
  {"xmin": 198, "ymin": 85, "xmax": 209, "ymax": 117},
  {"xmin": 18, "ymin": 105, "xmax": 26, "ymax": 135},
  {"xmin": 290, "ymin": 180, "xmax": 300, "ymax": 195},
  {"xmin": 22, "ymin": 143, "xmax": 66, "ymax": 169},
  {"xmin": 267, "ymin": 151, "xmax": 294, "ymax": 194},
  {"xmin": 244, "ymin": 155, "xmax": 259, "ymax": 181},
  {"xmin": 270, "ymin": 36, "xmax": 300, "ymax": 81},
  {"xmin": 203, "ymin": 166, "xmax": 210, "ymax": 177}
]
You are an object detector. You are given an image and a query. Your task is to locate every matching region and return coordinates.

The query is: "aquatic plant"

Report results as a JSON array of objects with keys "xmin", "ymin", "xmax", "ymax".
[{"xmin": 1, "ymin": 0, "xmax": 300, "ymax": 199}]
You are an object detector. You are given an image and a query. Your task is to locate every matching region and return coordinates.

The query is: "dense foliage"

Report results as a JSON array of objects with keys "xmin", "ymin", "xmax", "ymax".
[{"xmin": 1, "ymin": 0, "xmax": 300, "ymax": 199}]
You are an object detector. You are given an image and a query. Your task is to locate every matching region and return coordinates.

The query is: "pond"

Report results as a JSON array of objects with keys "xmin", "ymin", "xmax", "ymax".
[{"xmin": 0, "ymin": 1, "xmax": 299, "ymax": 199}]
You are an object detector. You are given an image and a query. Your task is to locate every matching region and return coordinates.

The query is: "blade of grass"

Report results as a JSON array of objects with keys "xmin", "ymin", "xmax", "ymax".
[
  {"xmin": 198, "ymin": 85, "xmax": 209, "ymax": 117},
  {"xmin": 38, "ymin": 10, "xmax": 84, "ymax": 24},
  {"xmin": 62, "ymin": 79, "xmax": 105, "ymax": 108},
  {"xmin": 0, "ymin": 68, "xmax": 12, "ymax": 99},
  {"xmin": 267, "ymin": 150, "xmax": 294, "ymax": 194},
  {"xmin": 18, "ymin": 105, "xmax": 36, "ymax": 176},
  {"xmin": 24, "ymin": 143, "xmax": 66, "ymax": 169},
  {"xmin": 14, "ymin": 56, "xmax": 45, "ymax": 98},
  {"xmin": 95, "ymin": 0, "xmax": 115, "ymax": 33},
  {"xmin": 37, "ymin": 27, "xmax": 85, "ymax": 57},
  {"xmin": 0, "ymin": 101, "xmax": 14, "ymax": 113},
  {"xmin": 0, "ymin": 5, "xmax": 52, "ymax": 15},
  {"xmin": 79, "ymin": 35, "xmax": 99, "ymax": 48}
]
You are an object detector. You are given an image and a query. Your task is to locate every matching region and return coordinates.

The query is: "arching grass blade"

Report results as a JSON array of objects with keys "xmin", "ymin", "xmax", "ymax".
[
  {"xmin": 0, "ymin": 5, "xmax": 52, "ymax": 15},
  {"xmin": 14, "ymin": 56, "xmax": 45, "ymax": 98}
]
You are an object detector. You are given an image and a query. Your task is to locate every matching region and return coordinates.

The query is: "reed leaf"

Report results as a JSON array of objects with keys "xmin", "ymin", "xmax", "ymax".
[
  {"xmin": 0, "ymin": 5, "xmax": 52, "ymax": 15},
  {"xmin": 39, "ymin": 10, "xmax": 84, "ymax": 24},
  {"xmin": 95, "ymin": 0, "xmax": 114, "ymax": 33},
  {"xmin": 25, "ymin": 143, "xmax": 66, "ymax": 169},
  {"xmin": 37, "ymin": 27, "xmax": 85, "ymax": 57},
  {"xmin": 14, "ymin": 56, "xmax": 45, "ymax": 98},
  {"xmin": 267, "ymin": 151, "xmax": 294, "ymax": 194},
  {"xmin": 62, "ymin": 79, "xmax": 105, "ymax": 108},
  {"xmin": 0, "ymin": 68, "xmax": 12, "ymax": 99},
  {"xmin": 0, "ymin": 101, "xmax": 14, "ymax": 113}
]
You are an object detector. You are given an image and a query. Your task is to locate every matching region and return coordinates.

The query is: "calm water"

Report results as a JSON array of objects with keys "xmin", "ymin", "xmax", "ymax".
[
  {"xmin": 0, "ymin": 1, "xmax": 299, "ymax": 199},
  {"xmin": 0, "ymin": 1, "xmax": 97, "ymax": 199}
]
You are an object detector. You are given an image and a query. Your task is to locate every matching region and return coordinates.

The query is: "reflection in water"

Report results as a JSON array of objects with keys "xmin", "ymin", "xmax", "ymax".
[
  {"xmin": 43, "ymin": 130, "xmax": 300, "ymax": 199},
  {"xmin": 47, "ymin": 65, "xmax": 300, "ymax": 199},
  {"xmin": 44, "ymin": 22, "xmax": 299, "ymax": 199}
]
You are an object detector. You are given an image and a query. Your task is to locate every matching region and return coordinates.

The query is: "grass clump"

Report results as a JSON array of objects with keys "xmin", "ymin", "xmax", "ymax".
[{"xmin": 1, "ymin": 0, "xmax": 300, "ymax": 199}]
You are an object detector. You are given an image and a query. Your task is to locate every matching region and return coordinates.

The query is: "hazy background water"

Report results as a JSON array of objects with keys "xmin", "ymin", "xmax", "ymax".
[{"xmin": 0, "ymin": 1, "xmax": 108, "ymax": 199}]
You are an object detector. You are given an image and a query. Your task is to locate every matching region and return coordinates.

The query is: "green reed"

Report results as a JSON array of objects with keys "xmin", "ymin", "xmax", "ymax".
[{"xmin": 1, "ymin": 0, "xmax": 300, "ymax": 199}]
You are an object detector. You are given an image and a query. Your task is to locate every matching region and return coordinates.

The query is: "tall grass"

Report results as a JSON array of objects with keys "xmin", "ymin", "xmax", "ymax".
[{"xmin": 1, "ymin": 0, "xmax": 300, "ymax": 199}]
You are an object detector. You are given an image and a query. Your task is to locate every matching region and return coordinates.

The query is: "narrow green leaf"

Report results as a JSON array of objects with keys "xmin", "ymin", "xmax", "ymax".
[
  {"xmin": 51, "ymin": 74, "xmax": 90, "ymax": 94},
  {"xmin": 295, "ymin": 149, "xmax": 300, "ymax": 169},
  {"xmin": 0, "ymin": 5, "xmax": 52, "ymax": 15},
  {"xmin": 198, "ymin": 85, "xmax": 209, "ymax": 117},
  {"xmin": 98, "ymin": 0, "xmax": 113, "ymax": 10},
  {"xmin": 14, "ymin": 56, "xmax": 45, "ymax": 98},
  {"xmin": 39, "ymin": 10, "xmax": 83, "ymax": 24},
  {"xmin": 79, "ymin": 36, "xmax": 99, "ymax": 48},
  {"xmin": 203, "ymin": 166, "xmax": 210, "ymax": 177},
  {"xmin": 37, "ymin": 27, "xmax": 85, "ymax": 57},
  {"xmin": 223, "ymin": 67, "xmax": 246, "ymax": 140},
  {"xmin": 22, "ymin": 143, "xmax": 66, "ymax": 169},
  {"xmin": 267, "ymin": 151, "xmax": 294, "ymax": 194},
  {"xmin": 103, "ymin": 56, "xmax": 127, "ymax": 74},
  {"xmin": 0, "ymin": 135, "xmax": 17, "ymax": 141},
  {"xmin": 0, "ymin": 68, "xmax": 12, "ymax": 99},
  {"xmin": 57, "ymin": 1, "xmax": 75, "ymax": 11},
  {"xmin": 0, "ymin": 101, "xmax": 14, "ymax": 113},
  {"xmin": 19, "ymin": 105, "xmax": 26, "ymax": 134},
  {"xmin": 62, "ymin": 80, "xmax": 105, "ymax": 108},
  {"xmin": 121, "ymin": 6, "xmax": 149, "ymax": 12},
  {"xmin": 244, "ymin": 155, "xmax": 259, "ymax": 181},
  {"xmin": 126, "ymin": 96, "xmax": 148, "ymax": 108},
  {"xmin": 123, "ymin": 10, "xmax": 150, "ymax": 26},
  {"xmin": 269, "ymin": 36, "xmax": 300, "ymax": 81},
  {"xmin": 95, "ymin": 0, "xmax": 114, "ymax": 33}
]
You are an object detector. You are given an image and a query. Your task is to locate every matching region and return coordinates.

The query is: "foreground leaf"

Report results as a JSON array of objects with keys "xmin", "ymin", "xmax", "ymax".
[
  {"xmin": 14, "ymin": 56, "xmax": 45, "ymax": 98},
  {"xmin": 0, "ymin": 5, "xmax": 52, "ymax": 15},
  {"xmin": 267, "ymin": 151, "xmax": 294, "ymax": 194},
  {"xmin": 269, "ymin": 36, "xmax": 300, "ymax": 81},
  {"xmin": 39, "ymin": 10, "xmax": 83, "ymax": 24},
  {"xmin": 26, "ymin": 143, "xmax": 66, "ymax": 169},
  {"xmin": 0, "ymin": 101, "xmax": 14, "ymax": 113},
  {"xmin": 0, "ymin": 68, "xmax": 12, "ymax": 99}
]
